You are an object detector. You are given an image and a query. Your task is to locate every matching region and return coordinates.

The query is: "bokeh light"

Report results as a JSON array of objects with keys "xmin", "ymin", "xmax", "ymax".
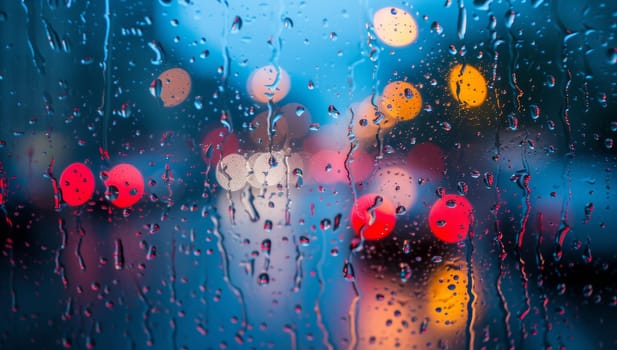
[
  {"xmin": 215, "ymin": 153, "xmax": 249, "ymax": 191},
  {"xmin": 372, "ymin": 7, "xmax": 419, "ymax": 47},
  {"xmin": 428, "ymin": 264, "xmax": 469, "ymax": 330},
  {"xmin": 369, "ymin": 166, "xmax": 417, "ymax": 210},
  {"xmin": 104, "ymin": 163, "xmax": 144, "ymax": 208},
  {"xmin": 247, "ymin": 65, "xmax": 291, "ymax": 103},
  {"xmin": 59, "ymin": 162, "xmax": 95, "ymax": 206},
  {"xmin": 351, "ymin": 96, "xmax": 396, "ymax": 141},
  {"xmin": 201, "ymin": 127, "xmax": 240, "ymax": 166},
  {"xmin": 448, "ymin": 64, "xmax": 487, "ymax": 108},
  {"xmin": 379, "ymin": 81, "xmax": 423, "ymax": 122},
  {"xmin": 247, "ymin": 152, "xmax": 286, "ymax": 188},
  {"xmin": 350, "ymin": 193, "xmax": 396, "ymax": 240},
  {"xmin": 428, "ymin": 194, "xmax": 473, "ymax": 243},
  {"xmin": 248, "ymin": 110, "xmax": 289, "ymax": 148},
  {"xmin": 152, "ymin": 67, "xmax": 192, "ymax": 107}
]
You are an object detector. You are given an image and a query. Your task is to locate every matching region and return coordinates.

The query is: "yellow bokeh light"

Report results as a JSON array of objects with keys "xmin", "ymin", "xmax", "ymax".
[
  {"xmin": 373, "ymin": 7, "xmax": 418, "ymax": 47},
  {"xmin": 378, "ymin": 81, "xmax": 423, "ymax": 122},
  {"xmin": 427, "ymin": 264, "xmax": 469, "ymax": 330},
  {"xmin": 448, "ymin": 64, "xmax": 487, "ymax": 108},
  {"xmin": 247, "ymin": 65, "xmax": 291, "ymax": 103}
]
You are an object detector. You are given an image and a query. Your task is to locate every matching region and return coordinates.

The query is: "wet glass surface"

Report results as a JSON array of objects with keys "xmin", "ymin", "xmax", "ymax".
[{"xmin": 1, "ymin": 0, "xmax": 616, "ymax": 349}]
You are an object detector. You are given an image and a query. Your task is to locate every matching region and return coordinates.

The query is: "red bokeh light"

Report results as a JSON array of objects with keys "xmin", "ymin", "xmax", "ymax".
[
  {"xmin": 428, "ymin": 194, "xmax": 473, "ymax": 243},
  {"xmin": 201, "ymin": 127, "xmax": 239, "ymax": 166},
  {"xmin": 104, "ymin": 163, "xmax": 144, "ymax": 208},
  {"xmin": 59, "ymin": 162, "xmax": 95, "ymax": 206},
  {"xmin": 350, "ymin": 193, "xmax": 396, "ymax": 240}
]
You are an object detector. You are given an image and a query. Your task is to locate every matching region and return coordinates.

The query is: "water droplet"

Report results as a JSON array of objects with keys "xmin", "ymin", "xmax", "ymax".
[
  {"xmin": 395, "ymin": 205, "xmax": 406, "ymax": 215},
  {"xmin": 261, "ymin": 239, "xmax": 272, "ymax": 255},
  {"xmin": 105, "ymin": 185, "xmax": 119, "ymax": 201},
  {"xmin": 404, "ymin": 88, "xmax": 414, "ymax": 99},
  {"xmin": 264, "ymin": 220, "xmax": 273, "ymax": 232},
  {"xmin": 320, "ymin": 218, "xmax": 331, "ymax": 230},
  {"xmin": 333, "ymin": 213, "xmax": 342, "ymax": 231},
  {"xmin": 441, "ymin": 121, "xmax": 452, "ymax": 131},
  {"xmin": 529, "ymin": 104, "xmax": 540, "ymax": 120},
  {"xmin": 431, "ymin": 21, "xmax": 443, "ymax": 34},
  {"xmin": 342, "ymin": 260, "xmax": 355, "ymax": 281},
  {"xmin": 608, "ymin": 48, "xmax": 617, "ymax": 65},
  {"xmin": 436, "ymin": 220, "xmax": 447, "ymax": 227},
  {"xmin": 283, "ymin": 17, "xmax": 294, "ymax": 28},
  {"xmin": 436, "ymin": 187, "xmax": 446, "ymax": 198},
  {"xmin": 402, "ymin": 240, "xmax": 411, "ymax": 254},
  {"xmin": 432, "ymin": 255, "xmax": 443, "ymax": 263},
  {"xmin": 231, "ymin": 16, "xmax": 242, "ymax": 33},
  {"xmin": 504, "ymin": 9, "xmax": 516, "ymax": 28},
  {"xmin": 328, "ymin": 105, "xmax": 340, "ymax": 119},
  {"xmin": 484, "ymin": 172, "xmax": 495, "ymax": 189},
  {"xmin": 400, "ymin": 262, "xmax": 412, "ymax": 282},
  {"xmin": 604, "ymin": 138, "xmax": 614, "ymax": 149},
  {"xmin": 258, "ymin": 272, "xmax": 270, "ymax": 285},
  {"xmin": 299, "ymin": 236, "xmax": 310, "ymax": 246},
  {"xmin": 114, "ymin": 239, "xmax": 125, "ymax": 270},
  {"xmin": 295, "ymin": 105, "xmax": 305, "ymax": 117},
  {"xmin": 457, "ymin": 181, "xmax": 468, "ymax": 195},
  {"xmin": 507, "ymin": 114, "xmax": 519, "ymax": 131},
  {"xmin": 547, "ymin": 120, "xmax": 556, "ymax": 131},
  {"xmin": 446, "ymin": 199, "xmax": 457, "ymax": 208}
]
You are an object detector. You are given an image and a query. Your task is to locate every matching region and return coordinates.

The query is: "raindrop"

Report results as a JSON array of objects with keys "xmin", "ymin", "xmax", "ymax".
[
  {"xmin": 299, "ymin": 236, "xmax": 310, "ymax": 246},
  {"xmin": 328, "ymin": 105, "xmax": 340, "ymax": 119},
  {"xmin": 258, "ymin": 273, "xmax": 270, "ymax": 285},
  {"xmin": 457, "ymin": 181, "xmax": 468, "ymax": 195},
  {"xmin": 432, "ymin": 256, "xmax": 443, "ymax": 263},
  {"xmin": 431, "ymin": 21, "xmax": 443, "ymax": 34},
  {"xmin": 333, "ymin": 213, "xmax": 342, "ymax": 231},
  {"xmin": 436, "ymin": 187, "xmax": 446, "ymax": 198},
  {"xmin": 261, "ymin": 239, "xmax": 272, "ymax": 256},
  {"xmin": 441, "ymin": 121, "xmax": 452, "ymax": 131},
  {"xmin": 395, "ymin": 205, "xmax": 406, "ymax": 215},
  {"xmin": 483, "ymin": 172, "xmax": 494, "ymax": 188},
  {"xmin": 400, "ymin": 263, "xmax": 412, "ymax": 283},
  {"xmin": 547, "ymin": 120, "xmax": 556, "ymax": 131},
  {"xmin": 404, "ymin": 88, "xmax": 414, "ymax": 99},
  {"xmin": 283, "ymin": 17, "xmax": 294, "ymax": 28},
  {"xmin": 402, "ymin": 240, "xmax": 411, "ymax": 254},
  {"xmin": 610, "ymin": 121, "xmax": 617, "ymax": 132},
  {"xmin": 320, "ymin": 218, "xmax": 331, "ymax": 230},
  {"xmin": 264, "ymin": 220, "xmax": 273, "ymax": 232},
  {"xmin": 604, "ymin": 138, "xmax": 614, "ymax": 149},
  {"xmin": 504, "ymin": 9, "xmax": 516, "ymax": 28},
  {"xmin": 342, "ymin": 260, "xmax": 355, "ymax": 281},
  {"xmin": 231, "ymin": 16, "xmax": 242, "ymax": 33},
  {"xmin": 529, "ymin": 104, "xmax": 540, "ymax": 120},
  {"xmin": 295, "ymin": 105, "xmax": 305, "ymax": 117},
  {"xmin": 608, "ymin": 48, "xmax": 617, "ymax": 65}
]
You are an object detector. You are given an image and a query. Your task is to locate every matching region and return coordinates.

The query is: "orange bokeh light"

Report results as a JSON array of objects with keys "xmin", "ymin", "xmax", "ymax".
[
  {"xmin": 379, "ymin": 81, "xmax": 423, "ymax": 122},
  {"xmin": 448, "ymin": 64, "xmax": 487, "ymax": 108},
  {"xmin": 154, "ymin": 67, "xmax": 192, "ymax": 107}
]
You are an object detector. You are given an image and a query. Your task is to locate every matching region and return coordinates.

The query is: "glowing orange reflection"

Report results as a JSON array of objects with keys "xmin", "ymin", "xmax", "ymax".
[
  {"xmin": 448, "ymin": 64, "xmax": 487, "ymax": 108},
  {"xmin": 379, "ymin": 81, "xmax": 423, "ymax": 122},
  {"xmin": 155, "ymin": 67, "xmax": 192, "ymax": 107}
]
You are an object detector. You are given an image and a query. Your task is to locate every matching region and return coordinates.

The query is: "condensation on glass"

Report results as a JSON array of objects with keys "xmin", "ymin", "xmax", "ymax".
[{"xmin": 0, "ymin": 0, "xmax": 616, "ymax": 349}]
